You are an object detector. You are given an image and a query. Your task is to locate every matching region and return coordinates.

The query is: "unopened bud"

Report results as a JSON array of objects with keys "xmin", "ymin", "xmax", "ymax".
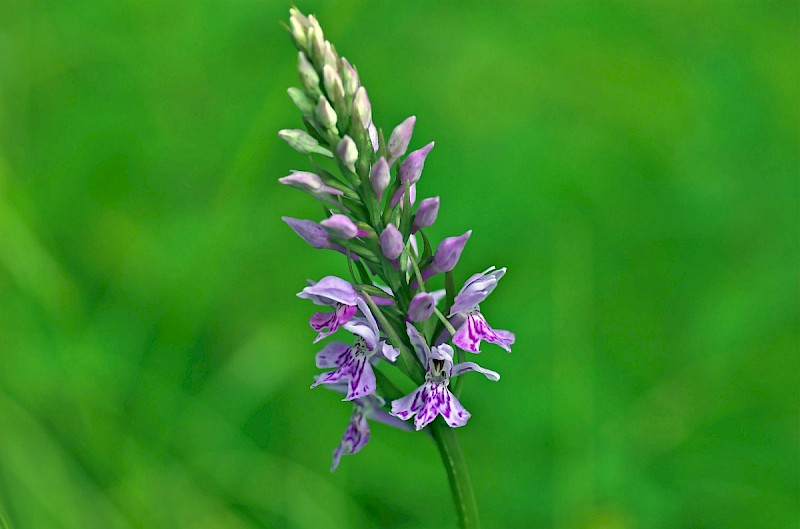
[
  {"xmin": 414, "ymin": 197, "xmax": 440, "ymax": 228},
  {"xmin": 340, "ymin": 58, "xmax": 360, "ymax": 98},
  {"xmin": 316, "ymin": 96, "xmax": 337, "ymax": 132},
  {"xmin": 370, "ymin": 157, "xmax": 390, "ymax": 199},
  {"xmin": 298, "ymin": 52, "xmax": 320, "ymax": 98},
  {"xmin": 287, "ymin": 87, "xmax": 313, "ymax": 115},
  {"xmin": 337, "ymin": 136, "xmax": 358, "ymax": 172},
  {"xmin": 323, "ymin": 64, "xmax": 344, "ymax": 103},
  {"xmin": 278, "ymin": 129, "xmax": 332, "ymax": 157},
  {"xmin": 388, "ymin": 116, "xmax": 416, "ymax": 163},
  {"xmin": 353, "ymin": 86, "xmax": 372, "ymax": 129},
  {"xmin": 432, "ymin": 231, "xmax": 471, "ymax": 273},
  {"xmin": 399, "ymin": 141, "xmax": 434, "ymax": 183},
  {"xmin": 320, "ymin": 214, "xmax": 358, "ymax": 239},
  {"xmin": 407, "ymin": 292, "xmax": 436, "ymax": 322},
  {"xmin": 379, "ymin": 224, "xmax": 404, "ymax": 260}
]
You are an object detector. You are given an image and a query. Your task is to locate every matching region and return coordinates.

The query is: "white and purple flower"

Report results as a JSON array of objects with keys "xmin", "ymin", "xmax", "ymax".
[
  {"xmin": 449, "ymin": 266, "xmax": 515, "ymax": 353},
  {"xmin": 311, "ymin": 299, "xmax": 399, "ymax": 400},
  {"xmin": 391, "ymin": 324, "xmax": 499, "ymax": 430},
  {"xmin": 297, "ymin": 276, "xmax": 360, "ymax": 342},
  {"xmin": 329, "ymin": 391, "xmax": 410, "ymax": 471}
]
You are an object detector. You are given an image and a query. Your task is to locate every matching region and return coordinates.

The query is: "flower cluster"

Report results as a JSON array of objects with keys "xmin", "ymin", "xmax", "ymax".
[{"xmin": 280, "ymin": 8, "xmax": 515, "ymax": 471}]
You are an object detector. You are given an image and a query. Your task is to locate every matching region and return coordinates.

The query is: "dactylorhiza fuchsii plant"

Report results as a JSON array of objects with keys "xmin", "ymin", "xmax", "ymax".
[{"xmin": 278, "ymin": 8, "xmax": 515, "ymax": 529}]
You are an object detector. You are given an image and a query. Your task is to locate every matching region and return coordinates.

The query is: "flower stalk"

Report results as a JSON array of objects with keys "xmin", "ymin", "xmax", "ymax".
[{"xmin": 277, "ymin": 8, "xmax": 516, "ymax": 528}]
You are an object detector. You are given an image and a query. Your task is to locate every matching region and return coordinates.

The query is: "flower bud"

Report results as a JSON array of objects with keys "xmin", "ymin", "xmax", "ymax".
[
  {"xmin": 379, "ymin": 224, "xmax": 404, "ymax": 260},
  {"xmin": 323, "ymin": 64, "xmax": 344, "ymax": 103},
  {"xmin": 368, "ymin": 122, "xmax": 379, "ymax": 153},
  {"xmin": 414, "ymin": 197, "xmax": 440, "ymax": 228},
  {"xmin": 289, "ymin": 16, "xmax": 307, "ymax": 49},
  {"xmin": 340, "ymin": 57, "xmax": 360, "ymax": 98},
  {"xmin": 369, "ymin": 157, "xmax": 390, "ymax": 199},
  {"xmin": 353, "ymin": 86, "xmax": 372, "ymax": 129},
  {"xmin": 316, "ymin": 96, "xmax": 337, "ymax": 132},
  {"xmin": 407, "ymin": 292, "xmax": 436, "ymax": 322},
  {"xmin": 279, "ymin": 170, "xmax": 343, "ymax": 201},
  {"xmin": 432, "ymin": 231, "xmax": 471, "ymax": 273},
  {"xmin": 399, "ymin": 141, "xmax": 434, "ymax": 184},
  {"xmin": 278, "ymin": 129, "xmax": 332, "ymax": 157},
  {"xmin": 387, "ymin": 116, "xmax": 416, "ymax": 163},
  {"xmin": 298, "ymin": 52, "xmax": 320, "ymax": 97},
  {"xmin": 323, "ymin": 41, "xmax": 338, "ymax": 71},
  {"xmin": 287, "ymin": 87, "xmax": 313, "ymax": 115},
  {"xmin": 282, "ymin": 216, "xmax": 329, "ymax": 249},
  {"xmin": 337, "ymin": 136, "xmax": 358, "ymax": 173},
  {"xmin": 320, "ymin": 214, "xmax": 358, "ymax": 239},
  {"xmin": 308, "ymin": 15, "xmax": 324, "ymax": 43}
]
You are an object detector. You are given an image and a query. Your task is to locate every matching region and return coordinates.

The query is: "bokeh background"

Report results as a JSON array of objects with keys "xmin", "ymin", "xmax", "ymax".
[{"xmin": 1, "ymin": 1, "xmax": 798, "ymax": 528}]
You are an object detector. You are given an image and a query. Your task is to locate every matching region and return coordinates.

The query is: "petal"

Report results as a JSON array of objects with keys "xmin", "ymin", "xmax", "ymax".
[
  {"xmin": 315, "ymin": 342, "xmax": 351, "ymax": 368},
  {"xmin": 413, "ymin": 384, "xmax": 447, "ymax": 430},
  {"xmin": 345, "ymin": 357, "xmax": 376, "ymax": 401},
  {"xmin": 414, "ymin": 384, "xmax": 471, "ymax": 430},
  {"xmin": 451, "ymin": 361, "xmax": 501, "ymax": 381},
  {"xmin": 380, "ymin": 341, "xmax": 400, "ymax": 363},
  {"xmin": 390, "ymin": 385, "xmax": 428, "ymax": 421},
  {"xmin": 405, "ymin": 322, "xmax": 430, "ymax": 364},
  {"xmin": 297, "ymin": 276, "xmax": 358, "ymax": 306},
  {"xmin": 311, "ymin": 304, "xmax": 358, "ymax": 342},
  {"xmin": 356, "ymin": 297, "xmax": 381, "ymax": 345},
  {"xmin": 344, "ymin": 319, "xmax": 379, "ymax": 352},
  {"xmin": 439, "ymin": 389, "xmax": 471, "ymax": 428},
  {"xmin": 331, "ymin": 408, "xmax": 370, "ymax": 472},
  {"xmin": 449, "ymin": 267, "xmax": 506, "ymax": 316},
  {"xmin": 452, "ymin": 312, "xmax": 515, "ymax": 353}
]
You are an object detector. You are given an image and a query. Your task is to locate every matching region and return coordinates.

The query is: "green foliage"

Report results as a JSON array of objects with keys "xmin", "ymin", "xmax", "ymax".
[{"xmin": 0, "ymin": 1, "xmax": 797, "ymax": 527}]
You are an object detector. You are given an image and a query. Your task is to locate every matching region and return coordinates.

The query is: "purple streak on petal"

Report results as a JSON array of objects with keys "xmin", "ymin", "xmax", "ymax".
[
  {"xmin": 379, "ymin": 224, "xmax": 404, "ymax": 260},
  {"xmin": 439, "ymin": 388, "xmax": 471, "ymax": 428},
  {"xmin": 449, "ymin": 266, "xmax": 507, "ymax": 316},
  {"xmin": 452, "ymin": 311, "xmax": 515, "ymax": 353},
  {"xmin": 387, "ymin": 116, "xmax": 416, "ymax": 164},
  {"xmin": 451, "ymin": 361, "xmax": 501, "ymax": 381},
  {"xmin": 346, "ymin": 356, "xmax": 376, "ymax": 401},
  {"xmin": 399, "ymin": 142, "xmax": 434, "ymax": 184},
  {"xmin": 407, "ymin": 292, "xmax": 436, "ymax": 322},
  {"xmin": 310, "ymin": 304, "xmax": 358, "ymax": 342},
  {"xmin": 331, "ymin": 407, "xmax": 370, "ymax": 471},
  {"xmin": 315, "ymin": 342, "xmax": 351, "ymax": 368},
  {"xmin": 320, "ymin": 214, "xmax": 358, "ymax": 239},
  {"xmin": 431, "ymin": 230, "xmax": 472, "ymax": 273},
  {"xmin": 282, "ymin": 217, "xmax": 329, "ymax": 249},
  {"xmin": 298, "ymin": 276, "xmax": 358, "ymax": 306},
  {"xmin": 390, "ymin": 384, "xmax": 428, "ymax": 420}
]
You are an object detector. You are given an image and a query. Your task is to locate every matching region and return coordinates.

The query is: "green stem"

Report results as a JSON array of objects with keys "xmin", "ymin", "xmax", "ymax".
[{"xmin": 429, "ymin": 420, "xmax": 481, "ymax": 529}]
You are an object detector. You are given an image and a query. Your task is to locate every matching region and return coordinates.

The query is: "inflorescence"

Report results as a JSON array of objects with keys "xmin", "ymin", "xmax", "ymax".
[{"xmin": 279, "ymin": 8, "xmax": 515, "ymax": 471}]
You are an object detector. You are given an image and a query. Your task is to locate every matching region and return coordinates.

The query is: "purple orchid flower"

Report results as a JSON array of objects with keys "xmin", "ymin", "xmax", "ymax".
[
  {"xmin": 297, "ymin": 276, "xmax": 360, "ymax": 342},
  {"xmin": 449, "ymin": 266, "xmax": 515, "ymax": 353},
  {"xmin": 391, "ymin": 324, "xmax": 499, "ymax": 430},
  {"xmin": 326, "ymin": 390, "xmax": 411, "ymax": 471},
  {"xmin": 311, "ymin": 299, "xmax": 400, "ymax": 400}
]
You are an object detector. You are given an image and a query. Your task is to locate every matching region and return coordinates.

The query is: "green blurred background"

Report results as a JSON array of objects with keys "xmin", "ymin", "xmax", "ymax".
[{"xmin": 1, "ymin": 0, "xmax": 797, "ymax": 527}]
